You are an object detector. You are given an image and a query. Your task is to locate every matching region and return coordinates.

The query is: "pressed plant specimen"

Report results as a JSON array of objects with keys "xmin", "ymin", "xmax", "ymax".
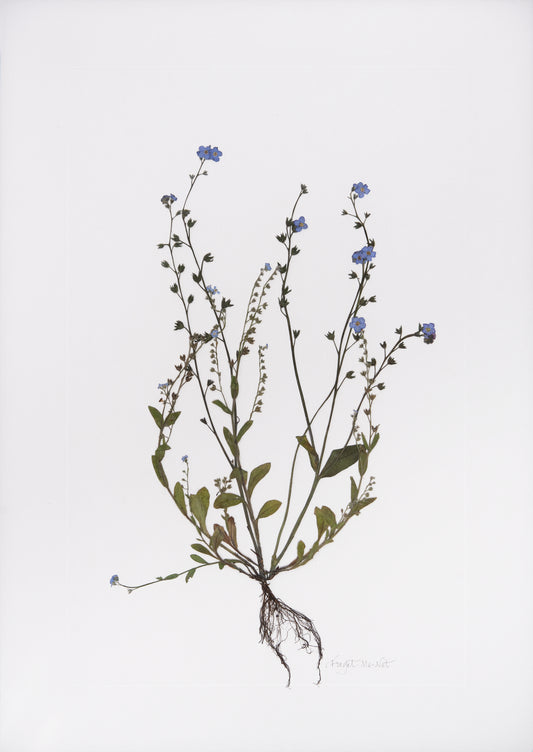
[{"xmin": 111, "ymin": 145, "xmax": 436, "ymax": 686}]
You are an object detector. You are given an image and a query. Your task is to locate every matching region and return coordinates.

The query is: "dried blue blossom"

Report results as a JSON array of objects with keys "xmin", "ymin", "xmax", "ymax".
[
  {"xmin": 181, "ymin": 455, "xmax": 189, "ymax": 462},
  {"xmin": 352, "ymin": 182, "xmax": 370, "ymax": 198},
  {"xmin": 349, "ymin": 316, "xmax": 366, "ymax": 334},
  {"xmin": 110, "ymin": 575, "xmax": 119, "ymax": 586},
  {"xmin": 197, "ymin": 145, "xmax": 223, "ymax": 162},
  {"xmin": 210, "ymin": 146, "xmax": 222, "ymax": 162},
  {"xmin": 210, "ymin": 328, "xmax": 220, "ymax": 339},
  {"xmin": 422, "ymin": 322, "xmax": 436, "ymax": 344},
  {"xmin": 206, "ymin": 285, "xmax": 220, "ymax": 295},
  {"xmin": 265, "ymin": 263, "xmax": 272, "ymax": 271},
  {"xmin": 352, "ymin": 246, "xmax": 376, "ymax": 264},
  {"xmin": 161, "ymin": 194, "xmax": 177, "ymax": 207},
  {"xmin": 293, "ymin": 216, "xmax": 308, "ymax": 232}
]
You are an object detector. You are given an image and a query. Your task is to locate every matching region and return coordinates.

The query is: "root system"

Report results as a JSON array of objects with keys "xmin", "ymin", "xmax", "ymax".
[{"xmin": 258, "ymin": 581, "xmax": 323, "ymax": 687}]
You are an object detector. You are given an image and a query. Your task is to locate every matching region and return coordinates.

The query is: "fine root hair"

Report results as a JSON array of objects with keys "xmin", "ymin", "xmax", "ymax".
[{"xmin": 258, "ymin": 581, "xmax": 323, "ymax": 687}]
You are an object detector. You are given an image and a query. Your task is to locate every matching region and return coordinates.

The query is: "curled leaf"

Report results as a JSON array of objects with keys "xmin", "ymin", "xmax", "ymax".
[{"xmin": 296, "ymin": 435, "xmax": 319, "ymax": 473}]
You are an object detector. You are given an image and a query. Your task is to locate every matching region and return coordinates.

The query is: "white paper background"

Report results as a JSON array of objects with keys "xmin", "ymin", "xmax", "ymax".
[{"xmin": 1, "ymin": 0, "xmax": 532, "ymax": 750}]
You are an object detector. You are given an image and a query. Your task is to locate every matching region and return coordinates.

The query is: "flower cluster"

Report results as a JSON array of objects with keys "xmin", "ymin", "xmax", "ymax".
[
  {"xmin": 293, "ymin": 216, "xmax": 308, "ymax": 232},
  {"xmin": 352, "ymin": 245, "xmax": 376, "ymax": 264},
  {"xmin": 349, "ymin": 316, "xmax": 366, "ymax": 334},
  {"xmin": 352, "ymin": 182, "xmax": 370, "ymax": 198},
  {"xmin": 197, "ymin": 145, "xmax": 223, "ymax": 162},
  {"xmin": 422, "ymin": 322, "xmax": 436, "ymax": 344},
  {"xmin": 206, "ymin": 285, "xmax": 220, "ymax": 295},
  {"xmin": 161, "ymin": 194, "xmax": 177, "ymax": 208}
]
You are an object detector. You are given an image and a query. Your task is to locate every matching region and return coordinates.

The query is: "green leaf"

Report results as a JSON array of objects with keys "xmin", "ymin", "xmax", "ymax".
[
  {"xmin": 185, "ymin": 569, "xmax": 196, "ymax": 583},
  {"xmin": 320, "ymin": 445, "xmax": 359, "ymax": 478},
  {"xmin": 237, "ymin": 420, "xmax": 253, "ymax": 442},
  {"xmin": 314, "ymin": 506, "xmax": 327, "ymax": 539},
  {"xmin": 154, "ymin": 444, "xmax": 167, "ymax": 462},
  {"xmin": 218, "ymin": 561, "xmax": 226, "ymax": 570},
  {"xmin": 173, "ymin": 482, "xmax": 187, "ymax": 515},
  {"xmin": 223, "ymin": 427, "xmax": 238, "ymax": 457},
  {"xmin": 257, "ymin": 499, "xmax": 282, "ymax": 519},
  {"xmin": 296, "ymin": 435, "xmax": 319, "ymax": 473},
  {"xmin": 230, "ymin": 375, "xmax": 239, "ymax": 399},
  {"xmin": 151, "ymin": 455, "xmax": 169, "ymax": 488},
  {"xmin": 191, "ymin": 543, "xmax": 212, "ymax": 556},
  {"xmin": 370, "ymin": 432, "xmax": 380, "ymax": 449},
  {"xmin": 189, "ymin": 487, "xmax": 210, "ymax": 532},
  {"xmin": 353, "ymin": 497, "xmax": 377, "ymax": 515},
  {"xmin": 320, "ymin": 505, "xmax": 337, "ymax": 529},
  {"xmin": 213, "ymin": 492, "xmax": 243, "ymax": 509},
  {"xmin": 210, "ymin": 525, "xmax": 226, "ymax": 552},
  {"xmin": 350, "ymin": 476, "xmax": 358, "ymax": 503},
  {"xmin": 164, "ymin": 411, "xmax": 181, "ymax": 428},
  {"xmin": 248, "ymin": 462, "xmax": 271, "ymax": 497},
  {"xmin": 164, "ymin": 573, "xmax": 179, "ymax": 580},
  {"xmin": 226, "ymin": 515, "xmax": 237, "ymax": 546},
  {"xmin": 190, "ymin": 554, "xmax": 208, "ymax": 565},
  {"xmin": 358, "ymin": 449, "xmax": 368, "ymax": 476},
  {"xmin": 297, "ymin": 540, "xmax": 305, "ymax": 559},
  {"xmin": 212, "ymin": 399, "xmax": 231, "ymax": 415},
  {"xmin": 314, "ymin": 505, "xmax": 336, "ymax": 537},
  {"xmin": 148, "ymin": 405, "xmax": 164, "ymax": 429},
  {"xmin": 229, "ymin": 467, "xmax": 248, "ymax": 485}
]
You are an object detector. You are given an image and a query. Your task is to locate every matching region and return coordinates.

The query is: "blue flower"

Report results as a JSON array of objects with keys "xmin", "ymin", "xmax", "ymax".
[
  {"xmin": 210, "ymin": 328, "xmax": 220, "ymax": 339},
  {"xmin": 360, "ymin": 245, "xmax": 376, "ymax": 261},
  {"xmin": 158, "ymin": 381, "xmax": 170, "ymax": 390},
  {"xmin": 181, "ymin": 455, "xmax": 188, "ymax": 462},
  {"xmin": 352, "ymin": 182, "xmax": 370, "ymax": 198},
  {"xmin": 210, "ymin": 146, "xmax": 223, "ymax": 162},
  {"xmin": 352, "ymin": 245, "xmax": 375, "ymax": 264},
  {"xmin": 349, "ymin": 316, "xmax": 366, "ymax": 334},
  {"xmin": 206, "ymin": 285, "xmax": 220, "ymax": 295},
  {"xmin": 422, "ymin": 322, "xmax": 436, "ymax": 344},
  {"xmin": 197, "ymin": 145, "xmax": 223, "ymax": 161},
  {"xmin": 265, "ymin": 263, "xmax": 272, "ymax": 271},
  {"xmin": 161, "ymin": 194, "xmax": 177, "ymax": 207},
  {"xmin": 110, "ymin": 574, "xmax": 119, "ymax": 586},
  {"xmin": 293, "ymin": 216, "xmax": 308, "ymax": 232}
]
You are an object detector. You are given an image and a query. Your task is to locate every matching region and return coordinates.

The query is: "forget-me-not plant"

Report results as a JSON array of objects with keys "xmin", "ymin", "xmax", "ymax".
[{"xmin": 111, "ymin": 145, "xmax": 437, "ymax": 686}]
